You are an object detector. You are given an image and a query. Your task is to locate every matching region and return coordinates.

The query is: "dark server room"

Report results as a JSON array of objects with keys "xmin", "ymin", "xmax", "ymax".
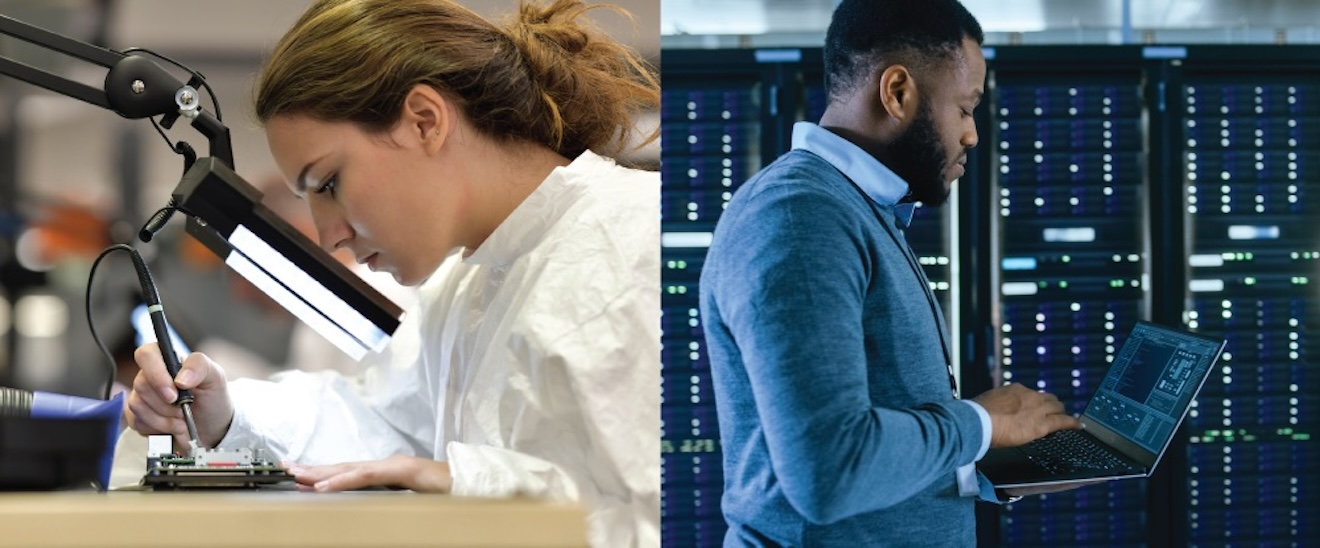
[{"xmin": 660, "ymin": 1, "xmax": 1319, "ymax": 545}]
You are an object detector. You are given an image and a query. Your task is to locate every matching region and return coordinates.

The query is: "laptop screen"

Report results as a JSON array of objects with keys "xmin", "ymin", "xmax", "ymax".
[{"xmin": 1083, "ymin": 322, "xmax": 1223, "ymax": 454}]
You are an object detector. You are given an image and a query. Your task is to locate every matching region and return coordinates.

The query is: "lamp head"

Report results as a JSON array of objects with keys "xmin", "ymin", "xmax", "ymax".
[{"xmin": 172, "ymin": 158, "xmax": 403, "ymax": 360}]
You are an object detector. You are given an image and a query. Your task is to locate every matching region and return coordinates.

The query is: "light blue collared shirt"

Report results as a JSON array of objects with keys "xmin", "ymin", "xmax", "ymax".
[
  {"xmin": 790, "ymin": 121, "xmax": 993, "ymax": 495},
  {"xmin": 791, "ymin": 121, "xmax": 917, "ymax": 227}
]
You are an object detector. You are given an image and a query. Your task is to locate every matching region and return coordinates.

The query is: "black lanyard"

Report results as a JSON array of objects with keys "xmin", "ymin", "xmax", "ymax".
[{"xmin": 809, "ymin": 151, "xmax": 961, "ymax": 399}]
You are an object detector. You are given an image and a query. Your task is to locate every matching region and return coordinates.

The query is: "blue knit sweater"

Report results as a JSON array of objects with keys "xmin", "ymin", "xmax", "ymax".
[{"xmin": 701, "ymin": 149, "xmax": 984, "ymax": 547}]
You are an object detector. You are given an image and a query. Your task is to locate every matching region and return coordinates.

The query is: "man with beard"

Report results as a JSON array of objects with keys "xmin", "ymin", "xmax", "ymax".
[{"xmin": 700, "ymin": 0, "xmax": 1086, "ymax": 545}]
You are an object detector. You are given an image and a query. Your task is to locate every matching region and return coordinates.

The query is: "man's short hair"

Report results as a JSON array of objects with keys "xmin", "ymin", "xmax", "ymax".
[{"xmin": 824, "ymin": 0, "xmax": 984, "ymax": 102}]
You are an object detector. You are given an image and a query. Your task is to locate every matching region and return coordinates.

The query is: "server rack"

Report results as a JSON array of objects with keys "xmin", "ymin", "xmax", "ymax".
[
  {"xmin": 986, "ymin": 46, "xmax": 1167, "ymax": 546},
  {"xmin": 1169, "ymin": 47, "xmax": 1320, "ymax": 546},
  {"xmin": 659, "ymin": 45, "xmax": 1319, "ymax": 547},
  {"xmin": 660, "ymin": 48, "xmax": 791, "ymax": 548}
]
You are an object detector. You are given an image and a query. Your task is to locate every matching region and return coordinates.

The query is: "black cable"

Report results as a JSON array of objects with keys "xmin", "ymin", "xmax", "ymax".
[
  {"xmin": 144, "ymin": 118, "xmax": 203, "ymax": 177},
  {"xmin": 121, "ymin": 47, "xmax": 222, "ymax": 122},
  {"xmin": 128, "ymin": 46, "xmax": 219, "ymax": 168},
  {"xmin": 87, "ymin": 244, "xmax": 135, "ymax": 400},
  {"xmin": 146, "ymin": 116, "xmax": 174, "ymax": 150},
  {"xmin": 86, "ymin": 243, "xmax": 188, "ymax": 401},
  {"xmin": 138, "ymin": 204, "xmax": 177, "ymax": 243}
]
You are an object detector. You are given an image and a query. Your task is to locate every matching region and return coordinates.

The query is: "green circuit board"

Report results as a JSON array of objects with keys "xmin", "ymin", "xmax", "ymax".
[{"xmin": 142, "ymin": 456, "xmax": 295, "ymax": 490}]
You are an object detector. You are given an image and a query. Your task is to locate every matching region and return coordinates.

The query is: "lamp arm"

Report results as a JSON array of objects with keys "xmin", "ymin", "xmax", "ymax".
[
  {"xmin": 0, "ymin": 14, "xmax": 233, "ymax": 166},
  {"xmin": 0, "ymin": 13, "xmax": 402, "ymax": 358}
]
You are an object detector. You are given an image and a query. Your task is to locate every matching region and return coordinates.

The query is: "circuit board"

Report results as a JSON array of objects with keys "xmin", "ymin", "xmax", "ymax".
[{"xmin": 141, "ymin": 437, "xmax": 295, "ymax": 490}]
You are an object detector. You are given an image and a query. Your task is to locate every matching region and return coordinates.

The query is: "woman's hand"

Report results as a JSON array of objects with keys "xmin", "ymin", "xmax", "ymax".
[
  {"xmin": 124, "ymin": 344, "xmax": 233, "ymax": 449},
  {"xmin": 285, "ymin": 455, "xmax": 453, "ymax": 493}
]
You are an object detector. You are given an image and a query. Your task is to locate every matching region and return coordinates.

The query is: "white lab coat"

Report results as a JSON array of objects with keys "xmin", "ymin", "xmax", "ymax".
[{"xmin": 215, "ymin": 150, "xmax": 659, "ymax": 547}]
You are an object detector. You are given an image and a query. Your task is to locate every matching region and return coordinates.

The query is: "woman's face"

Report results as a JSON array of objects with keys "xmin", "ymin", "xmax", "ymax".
[{"xmin": 265, "ymin": 115, "xmax": 466, "ymax": 286}]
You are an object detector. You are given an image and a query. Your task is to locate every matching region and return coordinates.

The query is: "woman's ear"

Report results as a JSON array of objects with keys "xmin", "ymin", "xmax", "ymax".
[{"xmin": 396, "ymin": 84, "xmax": 452, "ymax": 155}]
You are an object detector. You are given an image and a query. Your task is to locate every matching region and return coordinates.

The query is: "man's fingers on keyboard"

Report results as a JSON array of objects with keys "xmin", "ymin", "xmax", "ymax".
[{"xmin": 1050, "ymin": 413, "xmax": 1081, "ymax": 431}]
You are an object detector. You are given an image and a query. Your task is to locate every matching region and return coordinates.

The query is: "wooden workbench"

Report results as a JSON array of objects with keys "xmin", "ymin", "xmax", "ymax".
[{"xmin": 0, "ymin": 491, "xmax": 586, "ymax": 547}]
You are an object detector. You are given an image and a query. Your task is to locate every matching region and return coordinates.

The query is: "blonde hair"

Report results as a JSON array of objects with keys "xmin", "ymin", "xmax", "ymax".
[{"xmin": 255, "ymin": 0, "xmax": 658, "ymax": 159}]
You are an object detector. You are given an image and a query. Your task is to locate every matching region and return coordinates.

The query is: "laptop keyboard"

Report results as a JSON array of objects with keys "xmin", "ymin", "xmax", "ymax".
[{"xmin": 1024, "ymin": 430, "xmax": 1133, "ymax": 475}]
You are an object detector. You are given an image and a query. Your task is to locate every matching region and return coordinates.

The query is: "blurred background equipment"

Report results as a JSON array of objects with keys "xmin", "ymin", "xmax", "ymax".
[
  {"xmin": 0, "ymin": 2, "xmax": 410, "ymax": 366},
  {"xmin": 0, "ymin": 385, "xmax": 122, "ymax": 490},
  {"xmin": 661, "ymin": 1, "xmax": 1319, "ymax": 546},
  {"xmin": 0, "ymin": 0, "xmax": 653, "ymax": 397},
  {"xmin": 0, "ymin": 2, "xmax": 366, "ymax": 487}
]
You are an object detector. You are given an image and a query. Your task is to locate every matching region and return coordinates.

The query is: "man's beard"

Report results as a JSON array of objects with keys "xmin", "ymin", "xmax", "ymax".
[{"xmin": 887, "ymin": 103, "xmax": 954, "ymax": 207}]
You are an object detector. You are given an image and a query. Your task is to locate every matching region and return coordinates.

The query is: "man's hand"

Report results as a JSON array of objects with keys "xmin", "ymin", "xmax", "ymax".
[
  {"xmin": 285, "ymin": 455, "xmax": 453, "ymax": 493},
  {"xmin": 972, "ymin": 383, "xmax": 1080, "ymax": 448},
  {"xmin": 124, "ymin": 343, "xmax": 234, "ymax": 449}
]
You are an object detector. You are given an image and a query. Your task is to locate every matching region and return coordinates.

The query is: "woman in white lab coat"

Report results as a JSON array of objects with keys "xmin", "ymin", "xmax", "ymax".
[{"xmin": 122, "ymin": 0, "xmax": 659, "ymax": 546}]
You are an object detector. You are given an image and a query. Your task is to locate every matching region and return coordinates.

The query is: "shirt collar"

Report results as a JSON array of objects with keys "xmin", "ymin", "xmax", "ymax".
[{"xmin": 791, "ymin": 121, "xmax": 916, "ymax": 227}]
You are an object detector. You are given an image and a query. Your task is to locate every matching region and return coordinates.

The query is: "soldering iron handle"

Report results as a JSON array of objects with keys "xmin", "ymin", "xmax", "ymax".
[
  {"xmin": 148, "ymin": 306, "xmax": 195, "ymax": 405},
  {"xmin": 126, "ymin": 245, "xmax": 195, "ymax": 407}
]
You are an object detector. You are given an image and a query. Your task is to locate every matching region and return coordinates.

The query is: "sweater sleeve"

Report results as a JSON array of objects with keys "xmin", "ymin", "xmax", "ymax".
[{"xmin": 708, "ymin": 181, "xmax": 984, "ymax": 524}]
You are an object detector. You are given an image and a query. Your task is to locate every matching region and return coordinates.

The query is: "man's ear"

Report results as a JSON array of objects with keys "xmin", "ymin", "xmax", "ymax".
[
  {"xmin": 395, "ymin": 84, "xmax": 452, "ymax": 155},
  {"xmin": 876, "ymin": 64, "xmax": 920, "ymax": 123}
]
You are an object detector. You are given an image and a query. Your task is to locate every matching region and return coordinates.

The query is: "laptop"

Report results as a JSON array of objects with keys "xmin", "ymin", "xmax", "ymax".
[{"xmin": 977, "ymin": 321, "xmax": 1226, "ymax": 488}]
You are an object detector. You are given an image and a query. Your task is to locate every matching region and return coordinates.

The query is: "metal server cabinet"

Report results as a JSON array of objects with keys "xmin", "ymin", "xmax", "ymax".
[
  {"xmin": 660, "ymin": 48, "xmax": 795, "ymax": 548},
  {"xmin": 986, "ymin": 46, "xmax": 1156, "ymax": 546},
  {"xmin": 1169, "ymin": 46, "xmax": 1320, "ymax": 545}
]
